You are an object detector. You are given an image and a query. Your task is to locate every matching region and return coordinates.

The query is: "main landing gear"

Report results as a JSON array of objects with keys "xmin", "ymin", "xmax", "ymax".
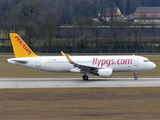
[
  {"xmin": 134, "ymin": 72, "xmax": 138, "ymax": 80},
  {"xmin": 82, "ymin": 75, "xmax": 89, "ymax": 81}
]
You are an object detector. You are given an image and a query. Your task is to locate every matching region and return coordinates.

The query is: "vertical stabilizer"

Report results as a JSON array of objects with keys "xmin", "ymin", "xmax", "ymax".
[{"xmin": 9, "ymin": 33, "xmax": 38, "ymax": 58}]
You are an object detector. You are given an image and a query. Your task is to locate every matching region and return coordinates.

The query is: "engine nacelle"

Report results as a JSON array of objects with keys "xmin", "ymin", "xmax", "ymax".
[{"xmin": 98, "ymin": 68, "xmax": 113, "ymax": 78}]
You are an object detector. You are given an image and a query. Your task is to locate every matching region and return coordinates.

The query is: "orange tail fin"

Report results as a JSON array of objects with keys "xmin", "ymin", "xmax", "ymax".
[{"xmin": 9, "ymin": 33, "xmax": 38, "ymax": 58}]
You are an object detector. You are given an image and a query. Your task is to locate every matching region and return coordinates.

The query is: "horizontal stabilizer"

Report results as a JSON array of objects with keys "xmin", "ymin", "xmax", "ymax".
[{"xmin": 13, "ymin": 60, "xmax": 28, "ymax": 64}]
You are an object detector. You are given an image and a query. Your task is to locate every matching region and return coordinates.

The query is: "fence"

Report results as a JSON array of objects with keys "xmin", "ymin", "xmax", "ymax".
[{"xmin": 1, "ymin": 47, "xmax": 159, "ymax": 54}]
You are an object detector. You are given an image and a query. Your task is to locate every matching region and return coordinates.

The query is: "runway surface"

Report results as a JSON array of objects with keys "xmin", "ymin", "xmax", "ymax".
[{"xmin": 0, "ymin": 78, "xmax": 160, "ymax": 88}]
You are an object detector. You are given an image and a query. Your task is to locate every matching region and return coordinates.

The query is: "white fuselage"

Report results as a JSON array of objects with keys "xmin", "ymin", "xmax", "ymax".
[{"xmin": 7, "ymin": 55, "xmax": 156, "ymax": 73}]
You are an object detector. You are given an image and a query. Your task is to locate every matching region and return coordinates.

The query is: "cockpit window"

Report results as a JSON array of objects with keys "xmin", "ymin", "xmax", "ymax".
[{"xmin": 144, "ymin": 60, "xmax": 149, "ymax": 62}]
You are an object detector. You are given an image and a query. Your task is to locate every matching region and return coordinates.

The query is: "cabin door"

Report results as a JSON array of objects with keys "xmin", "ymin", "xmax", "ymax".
[
  {"xmin": 36, "ymin": 58, "xmax": 41, "ymax": 67},
  {"xmin": 134, "ymin": 57, "xmax": 139, "ymax": 66}
]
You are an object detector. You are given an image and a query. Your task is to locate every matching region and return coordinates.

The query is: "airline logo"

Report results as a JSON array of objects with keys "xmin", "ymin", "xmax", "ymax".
[
  {"xmin": 92, "ymin": 58, "xmax": 132, "ymax": 67},
  {"xmin": 15, "ymin": 36, "xmax": 32, "ymax": 55}
]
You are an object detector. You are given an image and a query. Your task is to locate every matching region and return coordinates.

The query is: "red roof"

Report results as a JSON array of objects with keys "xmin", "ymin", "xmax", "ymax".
[
  {"xmin": 134, "ymin": 7, "xmax": 160, "ymax": 19},
  {"xmin": 135, "ymin": 7, "xmax": 160, "ymax": 13}
]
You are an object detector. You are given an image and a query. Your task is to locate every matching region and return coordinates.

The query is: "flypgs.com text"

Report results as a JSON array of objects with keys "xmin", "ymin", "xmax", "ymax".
[{"xmin": 92, "ymin": 58, "xmax": 132, "ymax": 67}]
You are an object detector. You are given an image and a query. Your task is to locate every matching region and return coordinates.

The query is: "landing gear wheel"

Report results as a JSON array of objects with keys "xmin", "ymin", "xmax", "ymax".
[
  {"xmin": 134, "ymin": 76, "xmax": 138, "ymax": 80},
  {"xmin": 133, "ymin": 72, "xmax": 138, "ymax": 80},
  {"xmin": 83, "ymin": 75, "xmax": 88, "ymax": 81}
]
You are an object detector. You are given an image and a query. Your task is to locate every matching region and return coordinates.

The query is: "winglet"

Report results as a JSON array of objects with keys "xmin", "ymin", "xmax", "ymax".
[
  {"xmin": 60, "ymin": 51, "xmax": 66, "ymax": 56},
  {"xmin": 62, "ymin": 51, "xmax": 73, "ymax": 63},
  {"xmin": 9, "ymin": 33, "xmax": 38, "ymax": 58}
]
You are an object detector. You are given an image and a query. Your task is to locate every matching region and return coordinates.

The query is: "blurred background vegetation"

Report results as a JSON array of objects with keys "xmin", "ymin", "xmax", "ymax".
[{"xmin": 0, "ymin": 0, "xmax": 160, "ymax": 53}]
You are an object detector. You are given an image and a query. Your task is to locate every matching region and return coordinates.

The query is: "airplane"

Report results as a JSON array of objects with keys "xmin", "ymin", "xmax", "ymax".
[{"xmin": 7, "ymin": 33, "xmax": 156, "ymax": 80}]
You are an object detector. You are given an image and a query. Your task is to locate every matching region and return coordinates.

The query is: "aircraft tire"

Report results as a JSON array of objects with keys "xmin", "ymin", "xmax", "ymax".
[
  {"xmin": 134, "ymin": 76, "xmax": 138, "ymax": 80},
  {"xmin": 83, "ymin": 75, "xmax": 88, "ymax": 81}
]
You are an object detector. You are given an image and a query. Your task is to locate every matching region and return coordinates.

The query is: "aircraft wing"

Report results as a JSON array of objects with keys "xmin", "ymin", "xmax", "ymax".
[{"xmin": 61, "ymin": 51, "xmax": 101, "ymax": 71}]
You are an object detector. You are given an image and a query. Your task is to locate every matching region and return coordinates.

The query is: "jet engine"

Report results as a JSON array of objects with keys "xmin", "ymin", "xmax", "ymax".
[{"xmin": 97, "ymin": 68, "xmax": 113, "ymax": 78}]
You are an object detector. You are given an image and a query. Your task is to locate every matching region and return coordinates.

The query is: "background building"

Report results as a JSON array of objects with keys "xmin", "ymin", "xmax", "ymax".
[
  {"xmin": 134, "ymin": 7, "xmax": 160, "ymax": 24},
  {"xmin": 98, "ymin": 7, "xmax": 126, "ymax": 23}
]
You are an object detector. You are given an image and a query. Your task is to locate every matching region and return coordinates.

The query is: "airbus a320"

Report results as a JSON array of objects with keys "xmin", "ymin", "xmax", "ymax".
[{"xmin": 7, "ymin": 33, "xmax": 156, "ymax": 80}]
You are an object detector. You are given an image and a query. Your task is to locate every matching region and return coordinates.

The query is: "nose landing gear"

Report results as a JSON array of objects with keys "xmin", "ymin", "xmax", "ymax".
[{"xmin": 134, "ymin": 72, "xmax": 138, "ymax": 80}]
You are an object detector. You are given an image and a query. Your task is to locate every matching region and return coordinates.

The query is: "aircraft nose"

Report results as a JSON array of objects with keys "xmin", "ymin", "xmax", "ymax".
[{"xmin": 151, "ymin": 62, "xmax": 156, "ymax": 69}]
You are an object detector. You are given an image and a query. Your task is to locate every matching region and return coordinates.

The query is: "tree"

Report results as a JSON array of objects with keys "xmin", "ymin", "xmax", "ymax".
[
  {"xmin": 12, "ymin": 0, "xmax": 42, "ymax": 48},
  {"xmin": 41, "ymin": 12, "xmax": 61, "ymax": 49},
  {"xmin": 0, "ymin": 0, "xmax": 16, "ymax": 34},
  {"xmin": 76, "ymin": 20, "xmax": 85, "ymax": 48}
]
